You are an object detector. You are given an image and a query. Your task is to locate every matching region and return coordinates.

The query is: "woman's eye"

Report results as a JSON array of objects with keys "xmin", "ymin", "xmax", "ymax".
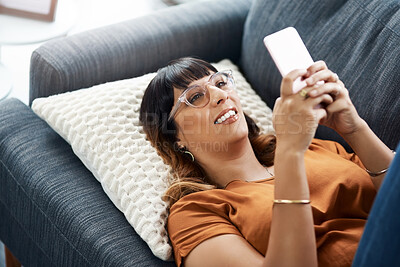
[
  {"xmin": 216, "ymin": 81, "xmax": 227, "ymax": 88},
  {"xmin": 188, "ymin": 92, "xmax": 204, "ymax": 104}
]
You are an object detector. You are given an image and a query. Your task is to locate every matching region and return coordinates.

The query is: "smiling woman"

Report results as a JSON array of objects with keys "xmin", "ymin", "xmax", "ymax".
[
  {"xmin": 138, "ymin": 56, "xmax": 397, "ymax": 267},
  {"xmin": 139, "ymin": 57, "xmax": 276, "ymax": 203}
]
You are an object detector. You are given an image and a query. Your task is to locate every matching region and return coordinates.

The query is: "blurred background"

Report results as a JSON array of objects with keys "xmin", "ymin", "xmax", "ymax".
[{"xmin": 0, "ymin": 0, "xmax": 211, "ymax": 105}]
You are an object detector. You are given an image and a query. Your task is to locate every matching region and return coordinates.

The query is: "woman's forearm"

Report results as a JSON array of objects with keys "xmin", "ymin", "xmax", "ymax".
[
  {"xmin": 263, "ymin": 147, "xmax": 317, "ymax": 267},
  {"xmin": 341, "ymin": 120, "xmax": 395, "ymax": 189}
]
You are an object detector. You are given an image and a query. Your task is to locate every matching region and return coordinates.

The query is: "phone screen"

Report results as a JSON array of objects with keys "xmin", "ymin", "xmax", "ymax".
[{"xmin": 264, "ymin": 27, "xmax": 314, "ymax": 93}]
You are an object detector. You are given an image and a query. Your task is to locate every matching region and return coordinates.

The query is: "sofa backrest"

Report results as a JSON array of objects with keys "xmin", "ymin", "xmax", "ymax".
[
  {"xmin": 29, "ymin": 0, "xmax": 251, "ymax": 105},
  {"xmin": 241, "ymin": 0, "xmax": 400, "ymax": 150}
]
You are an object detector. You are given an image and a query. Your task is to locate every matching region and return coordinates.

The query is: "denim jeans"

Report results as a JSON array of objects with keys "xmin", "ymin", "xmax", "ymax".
[{"xmin": 353, "ymin": 143, "xmax": 400, "ymax": 266}]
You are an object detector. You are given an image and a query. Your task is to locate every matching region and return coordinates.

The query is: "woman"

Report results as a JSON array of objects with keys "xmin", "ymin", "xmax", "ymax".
[{"xmin": 139, "ymin": 57, "xmax": 396, "ymax": 267}]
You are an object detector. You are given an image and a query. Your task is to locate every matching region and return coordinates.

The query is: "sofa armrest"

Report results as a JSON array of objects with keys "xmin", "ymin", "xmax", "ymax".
[
  {"xmin": 0, "ymin": 99, "xmax": 174, "ymax": 266},
  {"xmin": 29, "ymin": 0, "xmax": 252, "ymax": 104}
]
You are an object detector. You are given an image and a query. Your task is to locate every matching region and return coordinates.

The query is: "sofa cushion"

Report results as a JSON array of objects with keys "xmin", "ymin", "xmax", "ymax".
[
  {"xmin": 241, "ymin": 0, "xmax": 400, "ymax": 150},
  {"xmin": 31, "ymin": 59, "xmax": 274, "ymax": 261}
]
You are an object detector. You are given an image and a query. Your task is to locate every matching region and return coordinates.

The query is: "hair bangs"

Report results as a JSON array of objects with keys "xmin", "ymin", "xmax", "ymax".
[{"xmin": 165, "ymin": 57, "xmax": 218, "ymax": 90}]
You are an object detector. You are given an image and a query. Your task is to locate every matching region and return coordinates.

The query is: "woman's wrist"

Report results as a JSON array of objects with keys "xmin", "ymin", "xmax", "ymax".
[
  {"xmin": 340, "ymin": 118, "xmax": 369, "ymax": 144},
  {"xmin": 274, "ymin": 146, "xmax": 310, "ymax": 200},
  {"xmin": 275, "ymin": 137, "xmax": 310, "ymax": 157},
  {"xmin": 275, "ymin": 146, "xmax": 305, "ymax": 160}
]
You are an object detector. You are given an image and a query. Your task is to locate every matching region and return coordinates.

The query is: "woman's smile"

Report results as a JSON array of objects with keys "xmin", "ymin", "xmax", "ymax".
[{"xmin": 214, "ymin": 107, "xmax": 239, "ymax": 125}]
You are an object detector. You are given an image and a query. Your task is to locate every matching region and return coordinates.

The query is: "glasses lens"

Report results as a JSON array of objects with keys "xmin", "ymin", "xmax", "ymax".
[
  {"xmin": 210, "ymin": 72, "xmax": 234, "ymax": 91},
  {"xmin": 185, "ymin": 86, "xmax": 209, "ymax": 107}
]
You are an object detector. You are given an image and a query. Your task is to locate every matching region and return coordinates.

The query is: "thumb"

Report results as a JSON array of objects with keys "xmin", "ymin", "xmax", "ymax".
[{"xmin": 280, "ymin": 69, "xmax": 307, "ymax": 97}]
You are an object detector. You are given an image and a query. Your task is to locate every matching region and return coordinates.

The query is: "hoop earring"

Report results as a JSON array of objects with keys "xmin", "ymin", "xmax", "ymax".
[{"xmin": 184, "ymin": 150, "xmax": 195, "ymax": 162}]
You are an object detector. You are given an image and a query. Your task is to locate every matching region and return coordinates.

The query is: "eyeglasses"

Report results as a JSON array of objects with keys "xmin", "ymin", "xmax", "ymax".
[{"xmin": 168, "ymin": 70, "xmax": 235, "ymax": 121}]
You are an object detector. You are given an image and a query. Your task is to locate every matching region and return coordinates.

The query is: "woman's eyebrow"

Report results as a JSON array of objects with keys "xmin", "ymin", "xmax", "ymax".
[{"xmin": 183, "ymin": 83, "xmax": 203, "ymax": 91}]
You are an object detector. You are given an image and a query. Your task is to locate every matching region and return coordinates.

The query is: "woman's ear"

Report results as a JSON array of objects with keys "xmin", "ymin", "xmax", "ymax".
[
  {"xmin": 176, "ymin": 136, "xmax": 189, "ymax": 150},
  {"xmin": 175, "ymin": 138, "xmax": 182, "ymax": 149},
  {"xmin": 176, "ymin": 143, "xmax": 186, "ymax": 151},
  {"xmin": 173, "ymin": 139, "xmax": 185, "ymax": 152}
]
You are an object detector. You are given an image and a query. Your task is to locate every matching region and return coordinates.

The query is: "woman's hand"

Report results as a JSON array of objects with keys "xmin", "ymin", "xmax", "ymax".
[
  {"xmin": 303, "ymin": 61, "xmax": 395, "ymax": 190},
  {"xmin": 273, "ymin": 68, "xmax": 333, "ymax": 153},
  {"xmin": 303, "ymin": 61, "xmax": 366, "ymax": 136}
]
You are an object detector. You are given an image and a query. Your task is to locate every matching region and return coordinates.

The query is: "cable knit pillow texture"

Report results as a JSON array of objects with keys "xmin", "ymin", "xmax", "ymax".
[{"xmin": 31, "ymin": 59, "xmax": 274, "ymax": 261}]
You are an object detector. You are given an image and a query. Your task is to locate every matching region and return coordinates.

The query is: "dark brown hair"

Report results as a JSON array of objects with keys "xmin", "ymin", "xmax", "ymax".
[{"xmin": 139, "ymin": 57, "xmax": 276, "ymax": 207}]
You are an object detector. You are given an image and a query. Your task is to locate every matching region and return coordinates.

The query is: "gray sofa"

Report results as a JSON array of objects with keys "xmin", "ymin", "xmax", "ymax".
[{"xmin": 1, "ymin": 0, "xmax": 399, "ymax": 266}]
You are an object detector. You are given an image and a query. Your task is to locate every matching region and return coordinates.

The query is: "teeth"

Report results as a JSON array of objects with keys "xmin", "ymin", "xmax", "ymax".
[{"xmin": 215, "ymin": 110, "xmax": 237, "ymax": 124}]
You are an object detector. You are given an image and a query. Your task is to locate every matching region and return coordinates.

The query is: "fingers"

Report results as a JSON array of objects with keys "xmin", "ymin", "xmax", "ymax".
[
  {"xmin": 305, "ymin": 92, "xmax": 334, "ymax": 108},
  {"xmin": 305, "ymin": 69, "xmax": 339, "ymax": 86},
  {"xmin": 307, "ymin": 82, "xmax": 345, "ymax": 99},
  {"xmin": 325, "ymin": 98, "xmax": 350, "ymax": 114},
  {"xmin": 305, "ymin": 61, "xmax": 327, "ymax": 78},
  {"xmin": 281, "ymin": 69, "xmax": 308, "ymax": 97}
]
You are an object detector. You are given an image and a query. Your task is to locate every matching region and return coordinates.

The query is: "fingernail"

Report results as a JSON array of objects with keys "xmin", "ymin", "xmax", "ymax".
[
  {"xmin": 306, "ymin": 78, "xmax": 313, "ymax": 85},
  {"xmin": 309, "ymin": 90, "xmax": 317, "ymax": 96}
]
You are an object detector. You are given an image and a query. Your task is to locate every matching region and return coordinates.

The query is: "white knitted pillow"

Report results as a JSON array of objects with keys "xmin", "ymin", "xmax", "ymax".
[{"xmin": 31, "ymin": 59, "xmax": 274, "ymax": 261}]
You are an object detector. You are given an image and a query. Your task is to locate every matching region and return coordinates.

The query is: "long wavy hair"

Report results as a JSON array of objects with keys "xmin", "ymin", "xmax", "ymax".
[{"xmin": 139, "ymin": 57, "xmax": 276, "ymax": 207}]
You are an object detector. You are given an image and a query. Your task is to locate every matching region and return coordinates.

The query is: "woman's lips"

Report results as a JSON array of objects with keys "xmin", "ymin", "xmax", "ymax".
[
  {"xmin": 217, "ymin": 113, "xmax": 239, "ymax": 125},
  {"xmin": 214, "ymin": 107, "xmax": 239, "ymax": 124}
]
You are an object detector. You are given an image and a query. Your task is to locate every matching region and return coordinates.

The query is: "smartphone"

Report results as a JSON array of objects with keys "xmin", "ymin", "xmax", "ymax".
[{"xmin": 263, "ymin": 27, "xmax": 315, "ymax": 93}]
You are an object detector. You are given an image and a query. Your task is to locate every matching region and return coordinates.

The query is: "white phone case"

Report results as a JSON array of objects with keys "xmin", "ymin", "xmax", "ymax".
[{"xmin": 264, "ymin": 27, "xmax": 315, "ymax": 93}]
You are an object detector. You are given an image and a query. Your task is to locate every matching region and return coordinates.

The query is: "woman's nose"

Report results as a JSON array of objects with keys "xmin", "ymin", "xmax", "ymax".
[{"xmin": 208, "ymin": 85, "xmax": 229, "ymax": 106}]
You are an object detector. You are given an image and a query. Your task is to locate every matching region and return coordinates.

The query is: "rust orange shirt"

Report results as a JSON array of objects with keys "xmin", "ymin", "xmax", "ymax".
[{"xmin": 168, "ymin": 139, "xmax": 377, "ymax": 266}]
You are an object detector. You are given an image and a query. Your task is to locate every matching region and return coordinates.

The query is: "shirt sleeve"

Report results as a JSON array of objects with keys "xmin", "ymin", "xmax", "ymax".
[
  {"xmin": 167, "ymin": 193, "xmax": 242, "ymax": 267},
  {"xmin": 311, "ymin": 139, "xmax": 366, "ymax": 169}
]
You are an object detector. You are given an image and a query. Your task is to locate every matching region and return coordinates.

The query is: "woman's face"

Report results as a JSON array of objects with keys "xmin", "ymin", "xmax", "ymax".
[{"xmin": 172, "ymin": 72, "xmax": 249, "ymax": 158}]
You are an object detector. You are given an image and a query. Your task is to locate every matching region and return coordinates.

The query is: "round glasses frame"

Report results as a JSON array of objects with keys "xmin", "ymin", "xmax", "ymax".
[{"xmin": 168, "ymin": 70, "xmax": 235, "ymax": 121}]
